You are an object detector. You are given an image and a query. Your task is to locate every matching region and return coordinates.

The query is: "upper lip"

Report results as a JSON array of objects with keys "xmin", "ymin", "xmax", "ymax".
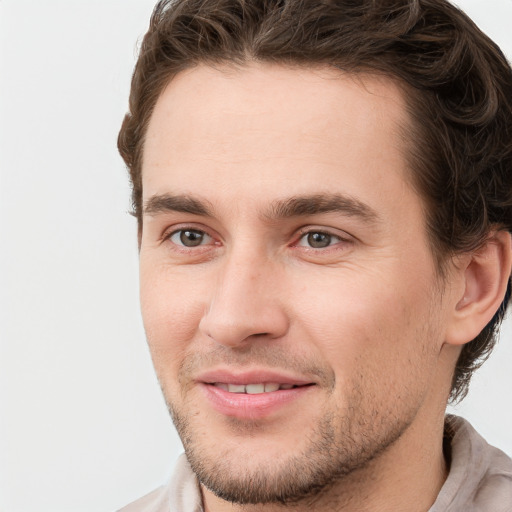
[{"xmin": 195, "ymin": 368, "xmax": 315, "ymax": 386}]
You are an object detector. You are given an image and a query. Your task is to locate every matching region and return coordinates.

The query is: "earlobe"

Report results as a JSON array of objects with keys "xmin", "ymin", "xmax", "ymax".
[{"xmin": 446, "ymin": 230, "xmax": 512, "ymax": 346}]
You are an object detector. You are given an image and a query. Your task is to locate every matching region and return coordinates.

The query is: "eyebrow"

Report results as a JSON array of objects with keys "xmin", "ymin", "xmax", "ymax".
[
  {"xmin": 265, "ymin": 194, "xmax": 380, "ymax": 224},
  {"xmin": 143, "ymin": 192, "xmax": 379, "ymax": 224},
  {"xmin": 143, "ymin": 194, "xmax": 214, "ymax": 217}
]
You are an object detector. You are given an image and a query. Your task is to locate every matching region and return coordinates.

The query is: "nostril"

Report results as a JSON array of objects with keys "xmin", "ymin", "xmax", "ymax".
[{"xmin": 199, "ymin": 301, "xmax": 290, "ymax": 347}]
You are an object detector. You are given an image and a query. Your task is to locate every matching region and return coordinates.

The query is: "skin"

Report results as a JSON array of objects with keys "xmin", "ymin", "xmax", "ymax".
[{"xmin": 139, "ymin": 63, "xmax": 497, "ymax": 512}]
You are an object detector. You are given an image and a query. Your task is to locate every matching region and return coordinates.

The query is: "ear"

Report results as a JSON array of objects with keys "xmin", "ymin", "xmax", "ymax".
[{"xmin": 445, "ymin": 230, "xmax": 512, "ymax": 346}]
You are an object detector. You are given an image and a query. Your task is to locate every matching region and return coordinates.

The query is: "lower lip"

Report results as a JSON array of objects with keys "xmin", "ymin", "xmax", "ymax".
[{"xmin": 200, "ymin": 383, "xmax": 314, "ymax": 420}]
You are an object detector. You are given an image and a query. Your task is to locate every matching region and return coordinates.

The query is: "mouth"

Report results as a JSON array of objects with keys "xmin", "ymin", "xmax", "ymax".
[
  {"xmin": 207, "ymin": 382, "xmax": 310, "ymax": 394},
  {"xmin": 196, "ymin": 371, "xmax": 317, "ymax": 419}
]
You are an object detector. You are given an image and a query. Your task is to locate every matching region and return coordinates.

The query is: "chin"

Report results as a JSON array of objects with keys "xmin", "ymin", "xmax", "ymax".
[{"xmin": 169, "ymin": 399, "xmax": 411, "ymax": 506}]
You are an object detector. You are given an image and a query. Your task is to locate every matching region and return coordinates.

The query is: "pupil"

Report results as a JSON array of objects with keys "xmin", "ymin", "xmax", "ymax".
[
  {"xmin": 180, "ymin": 230, "xmax": 203, "ymax": 247},
  {"xmin": 308, "ymin": 232, "xmax": 331, "ymax": 248}
]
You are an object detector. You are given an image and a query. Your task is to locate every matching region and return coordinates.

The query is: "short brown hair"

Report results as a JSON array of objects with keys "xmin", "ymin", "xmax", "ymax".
[{"xmin": 118, "ymin": 0, "xmax": 512, "ymax": 402}]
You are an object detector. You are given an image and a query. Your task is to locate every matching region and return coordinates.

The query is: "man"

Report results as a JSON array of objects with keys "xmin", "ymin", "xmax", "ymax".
[{"xmin": 117, "ymin": 0, "xmax": 512, "ymax": 510}]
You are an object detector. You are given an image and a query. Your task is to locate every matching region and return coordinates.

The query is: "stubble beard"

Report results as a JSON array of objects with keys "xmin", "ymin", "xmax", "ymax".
[
  {"xmin": 157, "ymin": 338, "xmax": 435, "ymax": 508},
  {"xmin": 166, "ymin": 385, "xmax": 415, "ymax": 507}
]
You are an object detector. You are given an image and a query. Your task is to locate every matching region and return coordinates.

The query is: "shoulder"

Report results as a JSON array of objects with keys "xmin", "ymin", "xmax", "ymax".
[
  {"xmin": 117, "ymin": 454, "xmax": 203, "ymax": 512},
  {"xmin": 431, "ymin": 415, "xmax": 512, "ymax": 512},
  {"xmin": 472, "ymin": 432, "xmax": 512, "ymax": 511},
  {"xmin": 117, "ymin": 486, "xmax": 169, "ymax": 512}
]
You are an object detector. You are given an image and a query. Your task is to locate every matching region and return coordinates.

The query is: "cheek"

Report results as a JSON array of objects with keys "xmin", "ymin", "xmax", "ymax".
[
  {"xmin": 293, "ymin": 269, "xmax": 437, "ymax": 376},
  {"xmin": 139, "ymin": 264, "xmax": 206, "ymax": 370}
]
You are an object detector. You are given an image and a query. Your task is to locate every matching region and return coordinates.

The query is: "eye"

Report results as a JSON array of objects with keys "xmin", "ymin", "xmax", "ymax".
[
  {"xmin": 297, "ymin": 231, "xmax": 342, "ymax": 249},
  {"xmin": 169, "ymin": 229, "xmax": 212, "ymax": 247}
]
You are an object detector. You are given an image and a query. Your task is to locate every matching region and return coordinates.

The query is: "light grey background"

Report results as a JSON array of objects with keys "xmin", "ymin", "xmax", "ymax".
[{"xmin": 0, "ymin": 1, "xmax": 511, "ymax": 511}]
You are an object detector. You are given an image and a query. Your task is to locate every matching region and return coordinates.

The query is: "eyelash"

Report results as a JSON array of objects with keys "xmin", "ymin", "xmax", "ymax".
[
  {"xmin": 163, "ymin": 225, "xmax": 217, "ymax": 251},
  {"xmin": 294, "ymin": 229, "xmax": 348, "ymax": 250},
  {"xmin": 163, "ymin": 225, "xmax": 351, "ymax": 253}
]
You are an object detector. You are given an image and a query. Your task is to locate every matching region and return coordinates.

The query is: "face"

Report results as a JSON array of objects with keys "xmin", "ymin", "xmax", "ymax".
[{"xmin": 140, "ymin": 64, "xmax": 452, "ymax": 505}]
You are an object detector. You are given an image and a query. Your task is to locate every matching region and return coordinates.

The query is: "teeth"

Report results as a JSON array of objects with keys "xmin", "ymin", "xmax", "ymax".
[
  {"xmin": 227, "ymin": 384, "xmax": 246, "ymax": 393},
  {"xmin": 246, "ymin": 384, "xmax": 265, "ymax": 394},
  {"xmin": 214, "ymin": 383, "xmax": 295, "ymax": 394}
]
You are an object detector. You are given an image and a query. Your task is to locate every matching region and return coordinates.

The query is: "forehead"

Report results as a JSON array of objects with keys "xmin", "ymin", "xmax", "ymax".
[{"xmin": 142, "ymin": 63, "xmax": 415, "ymax": 216}]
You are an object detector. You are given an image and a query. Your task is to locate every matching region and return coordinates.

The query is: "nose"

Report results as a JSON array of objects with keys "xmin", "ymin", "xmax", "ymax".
[{"xmin": 198, "ymin": 250, "xmax": 289, "ymax": 348}]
